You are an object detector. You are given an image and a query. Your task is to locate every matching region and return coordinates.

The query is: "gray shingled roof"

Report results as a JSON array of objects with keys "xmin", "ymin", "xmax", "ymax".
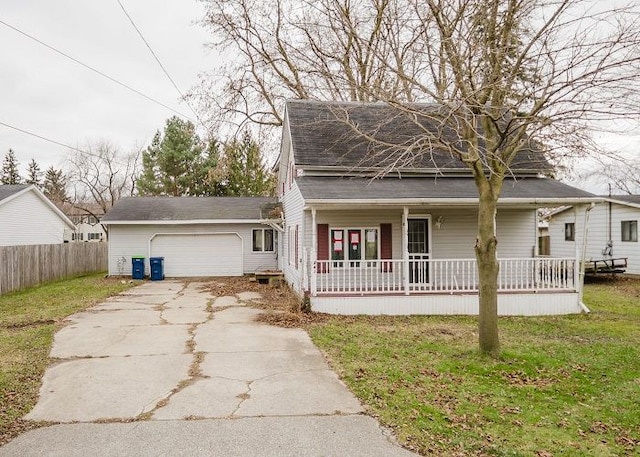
[
  {"xmin": 295, "ymin": 176, "xmax": 596, "ymax": 201},
  {"xmin": 101, "ymin": 196, "xmax": 278, "ymax": 222},
  {"xmin": 608, "ymin": 195, "xmax": 640, "ymax": 205},
  {"xmin": 0, "ymin": 184, "xmax": 29, "ymax": 202},
  {"xmin": 286, "ymin": 100, "xmax": 551, "ymax": 173}
]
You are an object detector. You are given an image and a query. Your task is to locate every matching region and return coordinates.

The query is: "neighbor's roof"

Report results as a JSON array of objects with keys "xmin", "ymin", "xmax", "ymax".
[
  {"xmin": 0, "ymin": 184, "xmax": 75, "ymax": 229},
  {"xmin": 285, "ymin": 99, "xmax": 552, "ymax": 173},
  {"xmin": 608, "ymin": 195, "xmax": 640, "ymax": 207},
  {"xmin": 56, "ymin": 201, "xmax": 107, "ymax": 217},
  {"xmin": 546, "ymin": 194, "xmax": 640, "ymax": 217},
  {"xmin": 295, "ymin": 176, "xmax": 598, "ymax": 206},
  {"xmin": 101, "ymin": 196, "xmax": 279, "ymax": 224},
  {"xmin": 0, "ymin": 184, "xmax": 29, "ymax": 202}
]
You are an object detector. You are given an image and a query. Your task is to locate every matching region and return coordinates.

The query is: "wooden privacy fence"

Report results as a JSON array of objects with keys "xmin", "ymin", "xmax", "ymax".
[{"xmin": 0, "ymin": 243, "xmax": 108, "ymax": 295}]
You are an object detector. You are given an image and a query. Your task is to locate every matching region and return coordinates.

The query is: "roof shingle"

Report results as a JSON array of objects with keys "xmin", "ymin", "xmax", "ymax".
[
  {"xmin": 0, "ymin": 184, "xmax": 29, "ymax": 202},
  {"xmin": 101, "ymin": 197, "xmax": 277, "ymax": 222},
  {"xmin": 295, "ymin": 176, "xmax": 595, "ymax": 201},
  {"xmin": 286, "ymin": 100, "xmax": 551, "ymax": 173}
]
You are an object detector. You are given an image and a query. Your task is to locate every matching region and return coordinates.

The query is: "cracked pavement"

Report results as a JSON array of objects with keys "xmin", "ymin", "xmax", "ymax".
[{"xmin": 1, "ymin": 280, "xmax": 417, "ymax": 456}]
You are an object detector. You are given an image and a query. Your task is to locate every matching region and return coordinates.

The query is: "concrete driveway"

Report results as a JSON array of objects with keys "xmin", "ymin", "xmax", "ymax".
[{"xmin": 0, "ymin": 280, "xmax": 417, "ymax": 456}]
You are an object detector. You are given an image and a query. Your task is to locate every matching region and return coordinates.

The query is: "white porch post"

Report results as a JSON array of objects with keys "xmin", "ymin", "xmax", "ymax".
[
  {"xmin": 403, "ymin": 206, "xmax": 410, "ymax": 295},
  {"xmin": 311, "ymin": 207, "xmax": 317, "ymax": 297},
  {"xmin": 578, "ymin": 203, "xmax": 594, "ymax": 311}
]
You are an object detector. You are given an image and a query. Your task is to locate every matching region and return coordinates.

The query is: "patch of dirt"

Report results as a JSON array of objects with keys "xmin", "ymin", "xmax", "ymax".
[
  {"xmin": 502, "ymin": 370, "xmax": 556, "ymax": 388},
  {"xmin": 0, "ymin": 420, "xmax": 50, "ymax": 446},
  {"xmin": 1, "ymin": 319, "xmax": 58, "ymax": 330},
  {"xmin": 200, "ymin": 276, "xmax": 296, "ymax": 311},
  {"xmin": 197, "ymin": 276, "xmax": 331, "ymax": 328},
  {"xmin": 586, "ymin": 275, "xmax": 640, "ymax": 296}
]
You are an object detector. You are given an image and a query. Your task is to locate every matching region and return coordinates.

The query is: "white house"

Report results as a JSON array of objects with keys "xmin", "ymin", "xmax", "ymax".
[
  {"xmin": 275, "ymin": 100, "xmax": 599, "ymax": 316},
  {"xmin": 0, "ymin": 184, "xmax": 75, "ymax": 246},
  {"xmin": 101, "ymin": 196, "xmax": 281, "ymax": 277},
  {"xmin": 57, "ymin": 202, "xmax": 107, "ymax": 242},
  {"xmin": 547, "ymin": 196, "xmax": 640, "ymax": 275}
]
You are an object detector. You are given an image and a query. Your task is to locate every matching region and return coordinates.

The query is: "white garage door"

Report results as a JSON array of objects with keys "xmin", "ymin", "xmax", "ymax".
[{"xmin": 150, "ymin": 233, "xmax": 243, "ymax": 277}]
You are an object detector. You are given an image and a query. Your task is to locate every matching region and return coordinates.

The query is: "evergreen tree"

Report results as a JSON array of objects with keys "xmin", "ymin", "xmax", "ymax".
[
  {"xmin": 218, "ymin": 132, "xmax": 275, "ymax": 196},
  {"xmin": 25, "ymin": 158, "xmax": 43, "ymax": 186},
  {"xmin": 136, "ymin": 116, "xmax": 222, "ymax": 196},
  {"xmin": 42, "ymin": 166, "xmax": 68, "ymax": 204},
  {"xmin": 1, "ymin": 149, "xmax": 21, "ymax": 184}
]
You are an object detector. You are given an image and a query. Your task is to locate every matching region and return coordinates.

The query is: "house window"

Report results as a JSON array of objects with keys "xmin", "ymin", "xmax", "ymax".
[
  {"xmin": 288, "ymin": 226, "xmax": 298, "ymax": 267},
  {"xmin": 621, "ymin": 220, "xmax": 637, "ymax": 242},
  {"xmin": 564, "ymin": 223, "xmax": 575, "ymax": 241},
  {"xmin": 252, "ymin": 228, "xmax": 275, "ymax": 252},
  {"xmin": 364, "ymin": 229, "xmax": 378, "ymax": 260},
  {"xmin": 330, "ymin": 229, "xmax": 344, "ymax": 262},
  {"xmin": 330, "ymin": 227, "xmax": 379, "ymax": 265}
]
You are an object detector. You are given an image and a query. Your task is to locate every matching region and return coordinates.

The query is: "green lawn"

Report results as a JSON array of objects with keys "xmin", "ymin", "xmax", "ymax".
[
  {"xmin": 0, "ymin": 273, "xmax": 134, "ymax": 444},
  {"xmin": 308, "ymin": 279, "xmax": 640, "ymax": 456}
]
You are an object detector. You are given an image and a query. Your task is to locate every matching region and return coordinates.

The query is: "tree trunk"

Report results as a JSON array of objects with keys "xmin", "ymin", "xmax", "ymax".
[{"xmin": 475, "ymin": 190, "xmax": 501, "ymax": 357}]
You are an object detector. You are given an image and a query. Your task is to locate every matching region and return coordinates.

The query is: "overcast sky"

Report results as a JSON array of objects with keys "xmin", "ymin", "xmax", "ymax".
[
  {"xmin": 1, "ymin": 1, "xmax": 638, "ymax": 193},
  {"xmin": 1, "ymin": 0, "xmax": 219, "ymax": 175}
]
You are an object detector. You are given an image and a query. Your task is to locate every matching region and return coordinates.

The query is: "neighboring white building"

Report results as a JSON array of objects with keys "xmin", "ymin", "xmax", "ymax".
[
  {"xmin": 0, "ymin": 184, "xmax": 75, "ymax": 246},
  {"xmin": 547, "ymin": 196, "xmax": 640, "ymax": 275},
  {"xmin": 57, "ymin": 203, "xmax": 107, "ymax": 242},
  {"xmin": 101, "ymin": 197, "xmax": 281, "ymax": 277}
]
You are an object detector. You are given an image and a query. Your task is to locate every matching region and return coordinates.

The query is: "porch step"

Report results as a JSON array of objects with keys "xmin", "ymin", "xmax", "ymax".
[{"xmin": 254, "ymin": 270, "xmax": 284, "ymax": 285}]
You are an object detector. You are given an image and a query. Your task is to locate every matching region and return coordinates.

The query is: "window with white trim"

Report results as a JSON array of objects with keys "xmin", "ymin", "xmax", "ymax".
[
  {"xmin": 288, "ymin": 226, "xmax": 298, "ymax": 266},
  {"xmin": 252, "ymin": 228, "xmax": 275, "ymax": 252},
  {"xmin": 330, "ymin": 227, "xmax": 379, "ymax": 266},
  {"xmin": 621, "ymin": 220, "xmax": 637, "ymax": 242},
  {"xmin": 564, "ymin": 223, "xmax": 575, "ymax": 241}
]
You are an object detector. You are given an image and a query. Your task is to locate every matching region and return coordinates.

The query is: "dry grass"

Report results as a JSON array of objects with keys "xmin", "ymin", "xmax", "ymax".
[{"xmin": 0, "ymin": 274, "xmax": 135, "ymax": 445}]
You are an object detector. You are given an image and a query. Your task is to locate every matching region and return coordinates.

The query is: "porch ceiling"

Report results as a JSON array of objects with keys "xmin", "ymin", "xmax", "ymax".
[{"xmin": 297, "ymin": 176, "xmax": 600, "ymax": 208}]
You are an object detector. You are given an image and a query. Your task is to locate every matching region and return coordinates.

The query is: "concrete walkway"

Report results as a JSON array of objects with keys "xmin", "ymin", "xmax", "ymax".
[{"xmin": 0, "ymin": 280, "xmax": 417, "ymax": 456}]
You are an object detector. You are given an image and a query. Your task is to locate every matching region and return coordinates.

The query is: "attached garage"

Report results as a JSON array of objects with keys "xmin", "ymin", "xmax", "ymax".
[
  {"xmin": 150, "ymin": 233, "xmax": 243, "ymax": 277},
  {"xmin": 102, "ymin": 197, "xmax": 282, "ymax": 278}
]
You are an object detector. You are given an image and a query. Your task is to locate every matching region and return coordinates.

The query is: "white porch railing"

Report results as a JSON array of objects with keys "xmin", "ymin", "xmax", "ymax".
[{"xmin": 311, "ymin": 257, "xmax": 577, "ymax": 295}]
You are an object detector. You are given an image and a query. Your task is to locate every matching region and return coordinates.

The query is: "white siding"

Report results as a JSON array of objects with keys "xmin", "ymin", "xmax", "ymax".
[
  {"xmin": 0, "ymin": 190, "xmax": 71, "ymax": 246},
  {"xmin": 72, "ymin": 222, "xmax": 107, "ymax": 242},
  {"xmin": 431, "ymin": 208, "xmax": 536, "ymax": 258},
  {"xmin": 496, "ymin": 209, "xmax": 538, "ymax": 258},
  {"xmin": 310, "ymin": 210, "xmax": 403, "ymax": 258},
  {"xmin": 548, "ymin": 207, "xmax": 579, "ymax": 258},
  {"xmin": 549, "ymin": 203, "xmax": 640, "ymax": 274},
  {"xmin": 311, "ymin": 291, "xmax": 582, "ymax": 316},
  {"xmin": 107, "ymin": 224, "xmax": 277, "ymax": 276},
  {"xmin": 281, "ymin": 181, "xmax": 305, "ymax": 293},
  {"xmin": 303, "ymin": 207, "xmax": 537, "ymax": 260}
]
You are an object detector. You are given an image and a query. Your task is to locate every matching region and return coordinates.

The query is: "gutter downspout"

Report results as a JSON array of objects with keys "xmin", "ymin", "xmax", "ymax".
[
  {"xmin": 607, "ymin": 183, "xmax": 613, "ymax": 255},
  {"xmin": 578, "ymin": 203, "xmax": 595, "ymax": 313}
]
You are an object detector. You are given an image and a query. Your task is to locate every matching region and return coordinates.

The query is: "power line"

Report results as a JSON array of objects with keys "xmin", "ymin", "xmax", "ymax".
[
  {"xmin": 115, "ymin": 0, "xmax": 206, "ymax": 129},
  {"xmin": 0, "ymin": 18, "xmax": 196, "ymax": 122},
  {"xmin": 0, "ymin": 120, "xmax": 130, "ymax": 165}
]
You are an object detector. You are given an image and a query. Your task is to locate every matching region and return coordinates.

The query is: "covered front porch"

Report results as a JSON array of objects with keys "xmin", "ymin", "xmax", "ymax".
[
  {"xmin": 311, "ymin": 257, "xmax": 577, "ymax": 295},
  {"xmin": 301, "ymin": 203, "xmax": 586, "ymax": 316},
  {"xmin": 308, "ymin": 256, "xmax": 580, "ymax": 316}
]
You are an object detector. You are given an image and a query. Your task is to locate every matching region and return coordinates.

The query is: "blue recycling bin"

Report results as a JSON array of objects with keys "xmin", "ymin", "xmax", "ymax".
[
  {"xmin": 132, "ymin": 256, "xmax": 145, "ymax": 280},
  {"xmin": 150, "ymin": 257, "xmax": 165, "ymax": 281}
]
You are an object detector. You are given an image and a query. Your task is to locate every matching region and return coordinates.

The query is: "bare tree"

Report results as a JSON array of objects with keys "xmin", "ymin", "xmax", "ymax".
[
  {"xmin": 197, "ymin": 0, "xmax": 640, "ymax": 356},
  {"xmin": 66, "ymin": 141, "xmax": 141, "ymax": 230},
  {"xmin": 196, "ymin": 0, "xmax": 430, "ymax": 130},
  {"xmin": 582, "ymin": 151, "xmax": 640, "ymax": 194}
]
